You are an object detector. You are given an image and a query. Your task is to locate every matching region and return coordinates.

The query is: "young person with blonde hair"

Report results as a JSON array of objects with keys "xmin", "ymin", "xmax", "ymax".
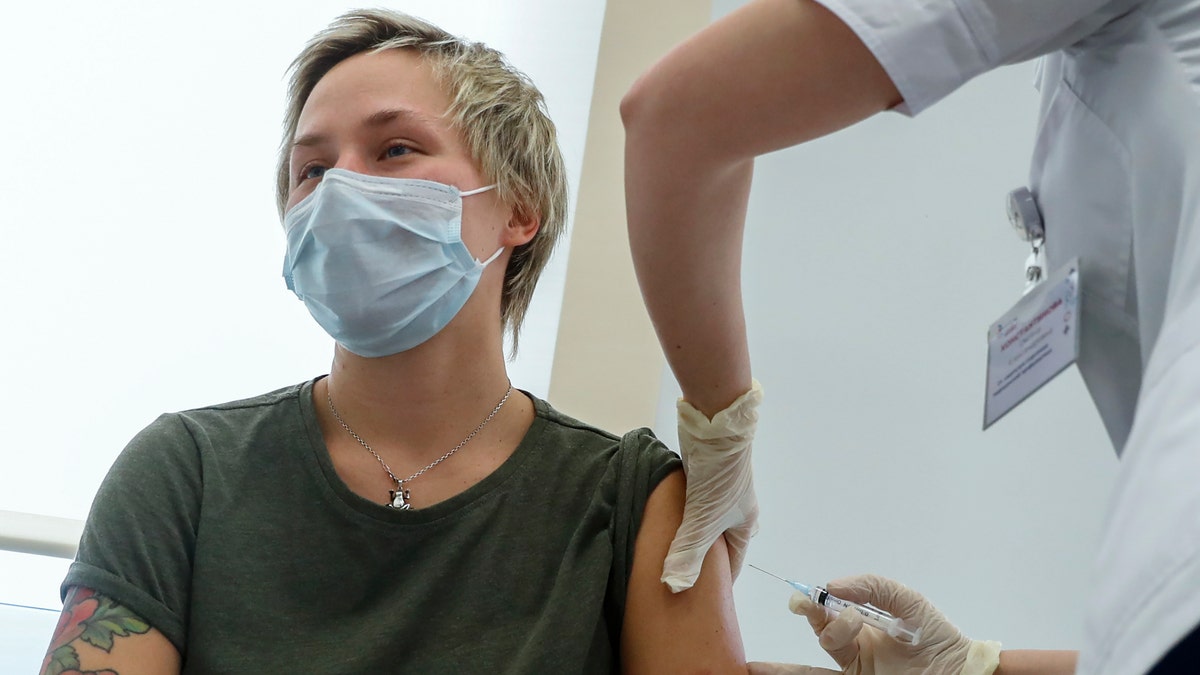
[{"xmin": 42, "ymin": 10, "xmax": 747, "ymax": 674}]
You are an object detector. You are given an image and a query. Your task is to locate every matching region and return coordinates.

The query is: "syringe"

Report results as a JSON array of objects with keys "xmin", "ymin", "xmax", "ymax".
[{"xmin": 749, "ymin": 565, "xmax": 922, "ymax": 645}]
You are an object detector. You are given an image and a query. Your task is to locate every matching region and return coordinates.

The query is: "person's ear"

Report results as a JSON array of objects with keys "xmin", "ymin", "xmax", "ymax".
[{"xmin": 502, "ymin": 206, "xmax": 540, "ymax": 247}]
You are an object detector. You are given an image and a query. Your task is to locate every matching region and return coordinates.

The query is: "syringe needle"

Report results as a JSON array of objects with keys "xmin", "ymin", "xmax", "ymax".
[{"xmin": 748, "ymin": 564, "xmax": 793, "ymax": 585}]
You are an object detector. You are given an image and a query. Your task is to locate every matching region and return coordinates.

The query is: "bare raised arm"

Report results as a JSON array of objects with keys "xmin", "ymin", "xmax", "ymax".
[
  {"xmin": 41, "ymin": 586, "xmax": 180, "ymax": 675},
  {"xmin": 997, "ymin": 650, "xmax": 1078, "ymax": 675},
  {"xmin": 621, "ymin": 0, "xmax": 901, "ymax": 417},
  {"xmin": 621, "ymin": 469, "xmax": 748, "ymax": 673}
]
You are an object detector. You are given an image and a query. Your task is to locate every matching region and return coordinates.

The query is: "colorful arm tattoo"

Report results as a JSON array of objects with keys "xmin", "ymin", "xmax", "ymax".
[{"xmin": 41, "ymin": 587, "xmax": 151, "ymax": 675}]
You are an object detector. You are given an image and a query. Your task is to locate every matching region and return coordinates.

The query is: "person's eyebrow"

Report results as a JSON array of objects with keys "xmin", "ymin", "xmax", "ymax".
[
  {"xmin": 291, "ymin": 132, "xmax": 328, "ymax": 149},
  {"xmin": 364, "ymin": 106, "xmax": 438, "ymax": 130},
  {"xmin": 291, "ymin": 107, "xmax": 438, "ymax": 149}
]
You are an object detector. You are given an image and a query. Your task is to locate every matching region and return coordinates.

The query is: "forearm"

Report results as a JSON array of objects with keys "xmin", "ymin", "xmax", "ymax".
[
  {"xmin": 620, "ymin": 2, "xmax": 769, "ymax": 417},
  {"xmin": 621, "ymin": 115, "xmax": 755, "ymax": 418},
  {"xmin": 995, "ymin": 649, "xmax": 1078, "ymax": 675}
]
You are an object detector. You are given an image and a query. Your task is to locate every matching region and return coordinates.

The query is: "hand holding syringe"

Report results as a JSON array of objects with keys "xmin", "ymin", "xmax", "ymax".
[{"xmin": 749, "ymin": 565, "xmax": 922, "ymax": 645}]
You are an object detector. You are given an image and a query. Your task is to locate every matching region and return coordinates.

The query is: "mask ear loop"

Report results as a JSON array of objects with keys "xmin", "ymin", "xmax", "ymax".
[
  {"xmin": 461, "ymin": 184, "xmax": 497, "ymax": 197},
  {"xmin": 461, "ymin": 183, "xmax": 505, "ymax": 265},
  {"xmin": 462, "ymin": 184, "xmax": 503, "ymax": 265},
  {"xmin": 477, "ymin": 245, "xmax": 506, "ymax": 267}
]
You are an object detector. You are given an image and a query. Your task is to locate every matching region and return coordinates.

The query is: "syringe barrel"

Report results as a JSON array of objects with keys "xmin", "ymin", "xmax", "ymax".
[{"xmin": 811, "ymin": 587, "xmax": 922, "ymax": 645}]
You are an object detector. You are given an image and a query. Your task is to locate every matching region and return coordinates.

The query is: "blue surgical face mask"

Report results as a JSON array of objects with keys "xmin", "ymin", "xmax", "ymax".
[{"xmin": 282, "ymin": 168, "xmax": 503, "ymax": 357}]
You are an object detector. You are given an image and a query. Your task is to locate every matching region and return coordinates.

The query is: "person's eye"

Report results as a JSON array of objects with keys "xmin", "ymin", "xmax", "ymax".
[
  {"xmin": 384, "ymin": 143, "xmax": 412, "ymax": 159},
  {"xmin": 299, "ymin": 164, "xmax": 327, "ymax": 182}
]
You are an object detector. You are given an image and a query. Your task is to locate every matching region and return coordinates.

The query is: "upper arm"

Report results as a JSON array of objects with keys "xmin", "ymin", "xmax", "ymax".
[
  {"xmin": 41, "ymin": 586, "xmax": 180, "ymax": 675},
  {"xmin": 620, "ymin": 469, "xmax": 748, "ymax": 675},
  {"xmin": 67, "ymin": 414, "xmax": 200, "ymax": 648},
  {"xmin": 621, "ymin": 0, "xmax": 1133, "ymax": 154},
  {"xmin": 621, "ymin": 0, "xmax": 901, "ymax": 166}
]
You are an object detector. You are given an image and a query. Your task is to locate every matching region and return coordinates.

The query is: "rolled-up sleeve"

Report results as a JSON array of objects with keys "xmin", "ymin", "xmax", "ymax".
[
  {"xmin": 63, "ymin": 413, "xmax": 203, "ymax": 654},
  {"xmin": 813, "ymin": 0, "xmax": 1141, "ymax": 115}
]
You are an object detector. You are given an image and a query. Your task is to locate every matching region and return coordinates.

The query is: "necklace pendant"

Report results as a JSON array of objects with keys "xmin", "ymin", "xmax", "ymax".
[{"xmin": 389, "ymin": 481, "xmax": 412, "ymax": 510}]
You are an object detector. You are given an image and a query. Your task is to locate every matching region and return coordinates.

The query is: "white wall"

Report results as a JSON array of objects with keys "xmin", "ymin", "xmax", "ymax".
[{"xmin": 654, "ymin": 0, "xmax": 1120, "ymax": 667}]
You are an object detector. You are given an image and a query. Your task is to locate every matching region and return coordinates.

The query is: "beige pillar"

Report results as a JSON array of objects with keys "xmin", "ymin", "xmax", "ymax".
[{"xmin": 549, "ymin": 0, "xmax": 713, "ymax": 432}]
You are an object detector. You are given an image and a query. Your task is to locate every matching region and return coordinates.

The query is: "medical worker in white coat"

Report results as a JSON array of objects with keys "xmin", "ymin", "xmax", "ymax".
[{"xmin": 621, "ymin": 0, "xmax": 1200, "ymax": 673}]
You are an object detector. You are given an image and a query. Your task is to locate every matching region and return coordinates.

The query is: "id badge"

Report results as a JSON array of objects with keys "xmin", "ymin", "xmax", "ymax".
[{"xmin": 983, "ymin": 258, "xmax": 1080, "ymax": 429}]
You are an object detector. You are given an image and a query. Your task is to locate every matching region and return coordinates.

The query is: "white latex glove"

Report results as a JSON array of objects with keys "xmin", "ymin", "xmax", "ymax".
[
  {"xmin": 750, "ymin": 574, "xmax": 1001, "ymax": 675},
  {"xmin": 662, "ymin": 379, "xmax": 762, "ymax": 592}
]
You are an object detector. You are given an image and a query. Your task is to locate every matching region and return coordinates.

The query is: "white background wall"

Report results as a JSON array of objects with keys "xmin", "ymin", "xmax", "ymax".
[{"xmin": 652, "ymin": 0, "xmax": 1120, "ymax": 667}]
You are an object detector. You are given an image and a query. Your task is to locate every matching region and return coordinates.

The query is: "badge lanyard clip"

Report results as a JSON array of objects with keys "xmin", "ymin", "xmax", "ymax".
[
  {"xmin": 1025, "ymin": 237, "xmax": 1046, "ymax": 294},
  {"xmin": 1007, "ymin": 188, "xmax": 1045, "ymax": 294}
]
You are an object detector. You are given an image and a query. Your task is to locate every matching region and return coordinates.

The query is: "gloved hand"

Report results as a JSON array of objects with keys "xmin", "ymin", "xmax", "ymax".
[
  {"xmin": 661, "ymin": 380, "xmax": 762, "ymax": 593},
  {"xmin": 749, "ymin": 574, "xmax": 1001, "ymax": 675}
]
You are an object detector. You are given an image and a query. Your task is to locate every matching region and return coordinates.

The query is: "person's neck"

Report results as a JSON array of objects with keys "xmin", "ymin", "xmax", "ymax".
[{"xmin": 321, "ymin": 331, "xmax": 514, "ymax": 457}]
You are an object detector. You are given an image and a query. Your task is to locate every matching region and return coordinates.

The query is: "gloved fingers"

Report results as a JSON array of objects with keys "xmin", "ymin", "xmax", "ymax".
[
  {"xmin": 662, "ymin": 439, "xmax": 758, "ymax": 591},
  {"xmin": 748, "ymin": 661, "xmax": 841, "ymax": 675},
  {"xmin": 664, "ymin": 380, "xmax": 762, "ymax": 592},
  {"xmin": 815, "ymin": 605, "xmax": 866, "ymax": 668},
  {"xmin": 826, "ymin": 574, "xmax": 927, "ymax": 625},
  {"xmin": 661, "ymin": 541, "xmax": 708, "ymax": 592},
  {"xmin": 818, "ymin": 607, "xmax": 864, "ymax": 650},
  {"xmin": 661, "ymin": 464, "xmax": 755, "ymax": 587},
  {"xmin": 722, "ymin": 504, "xmax": 758, "ymax": 582},
  {"xmin": 788, "ymin": 591, "xmax": 830, "ymax": 634},
  {"xmin": 661, "ymin": 484, "xmax": 755, "ymax": 591},
  {"xmin": 661, "ymin": 493, "xmax": 756, "ymax": 591},
  {"xmin": 787, "ymin": 591, "xmax": 864, "ymax": 668},
  {"xmin": 669, "ymin": 456, "xmax": 756, "ymax": 533}
]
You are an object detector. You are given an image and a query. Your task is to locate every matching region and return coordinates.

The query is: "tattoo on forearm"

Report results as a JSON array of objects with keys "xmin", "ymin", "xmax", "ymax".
[{"xmin": 41, "ymin": 588, "xmax": 150, "ymax": 675}]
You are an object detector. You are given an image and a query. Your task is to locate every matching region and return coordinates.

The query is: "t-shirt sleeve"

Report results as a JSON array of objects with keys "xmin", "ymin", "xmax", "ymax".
[
  {"xmin": 813, "ymin": 0, "xmax": 1142, "ymax": 115},
  {"xmin": 62, "ymin": 412, "xmax": 202, "ymax": 654},
  {"xmin": 607, "ymin": 428, "xmax": 682, "ymax": 602}
]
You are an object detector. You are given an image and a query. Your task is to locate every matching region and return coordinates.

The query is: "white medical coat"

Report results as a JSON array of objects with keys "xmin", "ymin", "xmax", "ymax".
[{"xmin": 812, "ymin": 1, "xmax": 1200, "ymax": 673}]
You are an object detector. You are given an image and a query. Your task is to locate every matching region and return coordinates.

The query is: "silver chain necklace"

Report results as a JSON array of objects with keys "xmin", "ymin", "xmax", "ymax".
[{"xmin": 327, "ymin": 383, "xmax": 514, "ymax": 510}]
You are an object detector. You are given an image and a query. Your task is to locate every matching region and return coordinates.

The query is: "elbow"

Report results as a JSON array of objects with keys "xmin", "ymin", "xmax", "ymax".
[
  {"xmin": 621, "ymin": 67, "xmax": 739, "ymax": 174},
  {"xmin": 620, "ymin": 72, "xmax": 658, "ymax": 139},
  {"xmin": 620, "ymin": 69, "xmax": 706, "ymax": 179},
  {"xmin": 621, "ymin": 64, "xmax": 689, "ymax": 147}
]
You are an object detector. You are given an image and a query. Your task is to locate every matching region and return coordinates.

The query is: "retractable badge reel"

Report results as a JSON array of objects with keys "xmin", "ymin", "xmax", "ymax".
[
  {"xmin": 983, "ymin": 188, "xmax": 1080, "ymax": 429},
  {"xmin": 1007, "ymin": 187, "xmax": 1045, "ymax": 294}
]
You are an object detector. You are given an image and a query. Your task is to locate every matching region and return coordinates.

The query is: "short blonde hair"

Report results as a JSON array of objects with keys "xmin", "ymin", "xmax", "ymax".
[{"xmin": 277, "ymin": 9, "xmax": 568, "ymax": 349}]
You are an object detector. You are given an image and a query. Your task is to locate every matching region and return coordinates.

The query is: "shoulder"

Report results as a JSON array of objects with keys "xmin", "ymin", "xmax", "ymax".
[
  {"xmin": 529, "ymin": 394, "xmax": 680, "ymax": 476},
  {"xmin": 107, "ymin": 379, "xmax": 313, "ymax": 488},
  {"xmin": 528, "ymin": 394, "xmax": 621, "ymax": 444},
  {"xmin": 131, "ymin": 379, "xmax": 311, "ymax": 455},
  {"xmin": 172, "ymin": 379, "xmax": 309, "ymax": 429}
]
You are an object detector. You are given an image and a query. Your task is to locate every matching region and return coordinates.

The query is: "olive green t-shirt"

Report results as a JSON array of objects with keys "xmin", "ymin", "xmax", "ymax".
[{"xmin": 63, "ymin": 378, "xmax": 681, "ymax": 673}]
